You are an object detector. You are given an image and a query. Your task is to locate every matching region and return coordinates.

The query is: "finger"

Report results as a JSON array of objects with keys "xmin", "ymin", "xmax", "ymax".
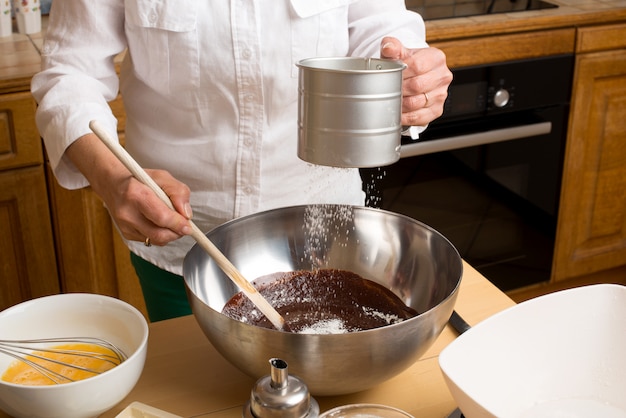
[
  {"xmin": 149, "ymin": 169, "xmax": 193, "ymax": 220},
  {"xmin": 116, "ymin": 193, "xmax": 187, "ymax": 245},
  {"xmin": 402, "ymin": 90, "xmax": 430, "ymax": 112},
  {"xmin": 129, "ymin": 223, "xmax": 183, "ymax": 247},
  {"xmin": 380, "ymin": 37, "xmax": 405, "ymax": 61},
  {"xmin": 113, "ymin": 176, "xmax": 191, "ymax": 245},
  {"xmin": 140, "ymin": 225, "xmax": 184, "ymax": 246},
  {"xmin": 138, "ymin": 184, "xmax": 192, "ymax": 238},
  {"xmin": 114, "ymin": 210, "xmax": 183, "ymax": 247},
  {"xmin": 381, "ymin": 37, "xmax": 425, "ymax": 78},
  {"xmin": 400, "ymin": 49, "xmax": 449, "ymax": 87},
  {"xmin": 401, "ymin": 103, "xmax": 444, "ymax": 127}
]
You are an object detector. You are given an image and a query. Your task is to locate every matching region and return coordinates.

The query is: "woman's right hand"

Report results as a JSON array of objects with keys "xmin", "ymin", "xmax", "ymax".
[{"xmin": 66, "ymin": 133, "xmax": 193, "ymax": 246}]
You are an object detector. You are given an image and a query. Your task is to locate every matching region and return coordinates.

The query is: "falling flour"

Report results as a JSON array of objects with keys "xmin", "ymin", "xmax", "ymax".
[
  {"xmin": 363, "ymin": 166, "xmax": 387, "ymax": 208},
  {"xmin": 302, "ymin": 204, "xmax": 355, "ymax": 268}
]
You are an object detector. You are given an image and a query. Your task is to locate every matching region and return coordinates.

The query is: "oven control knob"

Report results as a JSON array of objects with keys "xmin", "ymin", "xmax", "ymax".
[{"xmin": 493, "ymin": 88, "xmax": 510, "ymax": 108}]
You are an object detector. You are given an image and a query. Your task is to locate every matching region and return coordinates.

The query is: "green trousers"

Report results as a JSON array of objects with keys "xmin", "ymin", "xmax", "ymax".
[{"xmin": 130, "ymin": 252, "xmax": 192, "ymax": 322}]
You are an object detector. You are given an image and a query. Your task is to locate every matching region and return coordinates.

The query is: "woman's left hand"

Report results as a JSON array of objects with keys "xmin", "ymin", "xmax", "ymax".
[{"xmin": 380, "ymin": 37, "xmax": 453, "ymax": 127}]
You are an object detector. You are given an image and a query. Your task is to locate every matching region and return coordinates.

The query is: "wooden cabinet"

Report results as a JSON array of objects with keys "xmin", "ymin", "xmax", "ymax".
[
  {"xmin": 0, "ymin": 31, "xmax": 147, "ymax": 316},
  {"xmin": 47, "ymin": 167, "xmax": 147, "ymax": 313},
  {"xmin": 552, "ymin": 24, "xmax": 626, "ymax": 281},
  {"xmin": 0, "ymin": 92, "xmax": 60, "ymax": 311},
  {"xmin": 433, "ymin": 28, "xmax": 575, "ymax": 68},
  {"xmin": 0, "ymin": 88, "xmax": 146, "ymax": 316}
]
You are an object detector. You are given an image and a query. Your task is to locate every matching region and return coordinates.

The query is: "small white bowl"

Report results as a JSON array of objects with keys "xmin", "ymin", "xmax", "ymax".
[
  {"xmin": 439, "ymin": 284, "xmax": 626, "ymax": 418},
  {"xmin": 0, "ymin": 293, "xmax": 149, "ymax": 418}
]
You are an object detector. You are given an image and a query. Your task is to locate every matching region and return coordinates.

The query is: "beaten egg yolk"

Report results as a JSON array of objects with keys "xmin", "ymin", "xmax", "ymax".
[{"xmin": 1, "ymin": 343, "xmax": 122, "ymax": 385}]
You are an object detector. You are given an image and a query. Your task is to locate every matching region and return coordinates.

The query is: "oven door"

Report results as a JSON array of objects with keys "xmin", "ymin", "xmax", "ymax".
[{"xmin": 362, "ymin": 104, "xmax": 569, "ymax": 291}]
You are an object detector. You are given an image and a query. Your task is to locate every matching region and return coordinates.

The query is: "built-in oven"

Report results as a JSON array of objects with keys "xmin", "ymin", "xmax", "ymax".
[{"xmin": 361, "ymin": 54, "xmax": 574, "ymax": 292}]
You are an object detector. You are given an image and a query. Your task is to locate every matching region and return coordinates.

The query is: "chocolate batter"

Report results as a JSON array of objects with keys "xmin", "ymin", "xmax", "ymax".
[{"xmin": 221, "ymin": 269, "xmax": 418, "ymax": 333}]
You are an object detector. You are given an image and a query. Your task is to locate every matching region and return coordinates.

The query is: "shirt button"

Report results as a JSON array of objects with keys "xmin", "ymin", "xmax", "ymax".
[
  {"xmin": 148, "ymin": 12, "xmax": 158, "ymax": 23},
  {"xmin": 242, "ymin": 49, "xmax": 252, "ymax": 59}
]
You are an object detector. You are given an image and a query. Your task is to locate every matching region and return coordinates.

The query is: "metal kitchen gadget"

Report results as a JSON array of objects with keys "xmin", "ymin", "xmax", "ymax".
[
  {"xmin": 184, "ymin": 204, "xmax": 462, "ymax": 396},
  {"xmin": 297, "ymin": 57, "xmax": 406, "ymax": 168},
  {"xmin": 89, "ymin": 120, "xmax": 287, "ymax": 331},
  {"xmin": 243, "ymin": 358, "xmax": 319, "ymax": 418},
  {"xmin": 0, "ymin": 337, "xmax": 127, "ymax": 384}
]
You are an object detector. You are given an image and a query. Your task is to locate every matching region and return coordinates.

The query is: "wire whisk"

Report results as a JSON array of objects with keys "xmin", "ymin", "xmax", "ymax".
[{"xmin": 0, "ymin": 337, "xmax": 128, "ymax": 385}]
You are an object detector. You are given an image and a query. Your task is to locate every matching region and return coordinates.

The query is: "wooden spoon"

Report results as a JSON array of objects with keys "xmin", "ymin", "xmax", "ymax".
[{"xmin": 89, "ymin": 120, "xmax": 287, "ymax": 331}]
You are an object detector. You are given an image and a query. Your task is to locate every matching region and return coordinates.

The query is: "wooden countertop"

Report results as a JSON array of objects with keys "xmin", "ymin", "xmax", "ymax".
[
  {"xmin": 2, "ymin": 1, "xmax": 626, "ymax": 93},
  {"xmin": 0, "ymin": 262, "xmax": 513, "ymax": 418},
  {"xmin": 0, "ymin": 31, "xmax": 41, "ymax": 93},
  {"xmin": 77, "ymin": 261, "xmax": 512, "ymax": 418}
]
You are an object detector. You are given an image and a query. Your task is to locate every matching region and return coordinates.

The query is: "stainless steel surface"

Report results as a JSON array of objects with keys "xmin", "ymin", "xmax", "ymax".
[
  {"xmin": 244, "ymin": 358, "xmax": 319, "ymax": 418},
  {"xmin": 297, "ymin": 58, "xmax": 406, "ymax": 168},
  {"xmin": 183, "ymin": 205, "xmax": 462, "ymax": 396},
  {"xmin": 0, "ymin": 337, "xmax": 127, "ymax": 384},
  {"xmin": 400, "ymin": 121, "xmax": 552, "ymax": 157}
]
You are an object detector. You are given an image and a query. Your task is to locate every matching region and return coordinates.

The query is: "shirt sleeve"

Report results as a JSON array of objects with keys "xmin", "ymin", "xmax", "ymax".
[
  {"xmin": 347, "ymin": 0, "xmax": 428, "ymax": 58},
  {"xmin": 31, "ymin": 1, "xmax": 127, "ymax": 189}
]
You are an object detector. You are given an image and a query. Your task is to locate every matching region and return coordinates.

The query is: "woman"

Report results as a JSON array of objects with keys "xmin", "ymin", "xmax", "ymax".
[{"xmin": 32, "ymin": 0, "xmax": 452, "ymax": 321}]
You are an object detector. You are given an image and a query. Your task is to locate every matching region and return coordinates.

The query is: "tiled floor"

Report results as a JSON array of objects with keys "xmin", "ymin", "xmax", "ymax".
[{"xmin": 362, "ymin": 152, "xmax": 555, "ymax": 292}]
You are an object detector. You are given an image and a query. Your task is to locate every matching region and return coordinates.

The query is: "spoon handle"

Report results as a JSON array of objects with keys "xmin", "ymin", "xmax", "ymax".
[{"xmin": 89, "ymin": 120, "xmax": 286, "ymax": 331}]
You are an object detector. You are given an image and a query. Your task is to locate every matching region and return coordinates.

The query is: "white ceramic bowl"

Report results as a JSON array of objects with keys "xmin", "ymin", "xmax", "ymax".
[
  {"xmin": 439, "ymin": 284, "xmax": 626, "ymax": 418},
  {"xmin": 0, "ymin": 293, "xmax": 149, "ymax": 418}
]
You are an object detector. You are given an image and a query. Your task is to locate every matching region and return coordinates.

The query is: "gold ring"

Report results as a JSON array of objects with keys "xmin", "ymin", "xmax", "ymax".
[
  {"xmin": 144, "ymin": 237, "xmax": 152, "ymax": 247},
  {"xmin": 423, "ymin": 92, "xmax": 430, "ymax": 106}
]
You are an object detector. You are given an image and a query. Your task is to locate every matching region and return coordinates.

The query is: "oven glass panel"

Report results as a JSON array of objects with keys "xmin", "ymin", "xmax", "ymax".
[{"xmin": 362, "ymin": 104, "xmax": 569, "ymax": 292}]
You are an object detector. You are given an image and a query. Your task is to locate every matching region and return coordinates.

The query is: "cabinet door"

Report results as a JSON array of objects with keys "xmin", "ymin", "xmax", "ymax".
[
  {"xmin": 0, "ymin": 166, "xmax": 60, "ymax": 310},
  {"xmin": 0, "ymin": 92, "xmax": 42, "ymax": 171},
  {"xmin": 47, "ymin": 165, "xmax": 147, "ymax": 317},
  {"xmin": 553, "ymin": 49, "xmax": 626, "ymax": 281}
]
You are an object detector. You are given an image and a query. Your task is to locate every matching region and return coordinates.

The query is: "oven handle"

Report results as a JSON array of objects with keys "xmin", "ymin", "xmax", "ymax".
[{"xmin": 400, "ymin": 121, "xmax": 552, "ymax": 158}]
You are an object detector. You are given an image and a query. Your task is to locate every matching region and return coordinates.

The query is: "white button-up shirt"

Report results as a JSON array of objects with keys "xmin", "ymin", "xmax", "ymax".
[{"xmin": 32, "ymin": 0, "xmax": 427, "ymax": 274}]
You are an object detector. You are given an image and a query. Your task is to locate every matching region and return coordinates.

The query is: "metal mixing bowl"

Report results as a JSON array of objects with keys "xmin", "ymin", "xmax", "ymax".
[{"xmin": 183, "ymin": 205, "xmax": 462, "ymax": 396}]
